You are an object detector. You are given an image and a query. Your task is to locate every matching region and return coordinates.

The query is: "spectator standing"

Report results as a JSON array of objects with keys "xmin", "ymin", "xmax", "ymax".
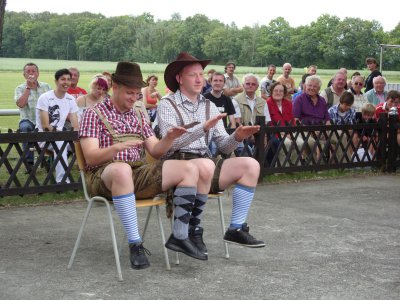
[
  {"xmin": 365, "ymin": 76, "xmax": 388, "ymax": 106},
  {"xmin": 14, "ymin": 62, "xmax": 51, "ymax": 167},
  {"xmin": 260, "ymin": 64, "xmax": 277, "ymax": 100},
  {"xmin": 36, "ymin": 69, "xmax": 79, "ymax": 183},
  {"xmin": 67, "ymin": 67, "xmax": 87, "ymax": 99},
  {"xmin": 223, "ymin": 62, "xmax": 243, "ymax": 98},
  {"xmin": 276, "ymin": 63, "xmax": 296, "ymax": 99},
  {"xmin": 307, "ymin": 65, "xmax": 318, "ymax": 75},
  {"xmin": 320, "ymin": 71, "xmax": 347, "ymax": 108},
  {"xmin": 365, "ymin": 57, "xmax": 382, "ymax": 92}
]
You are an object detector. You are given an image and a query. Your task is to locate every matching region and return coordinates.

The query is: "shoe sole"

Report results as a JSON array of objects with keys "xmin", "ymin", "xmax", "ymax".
[
  {"xmin": 223, "ymin": 239, "xmax": 266, "ymax": 248},
  {"xmin": 165, "ymin": 243, "xmax": 208, "ymax": 261},
  {"xmin": 131, "ymin": 262, "xmax": 150, "ymax": 270}
]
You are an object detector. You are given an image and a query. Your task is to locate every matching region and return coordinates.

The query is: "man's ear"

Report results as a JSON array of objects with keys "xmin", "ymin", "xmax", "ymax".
[{"xmin": 176, "ymin": 74, "xmax": 180, "ymax": 85}]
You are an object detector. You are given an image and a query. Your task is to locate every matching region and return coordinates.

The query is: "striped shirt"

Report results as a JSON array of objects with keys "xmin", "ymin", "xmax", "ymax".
[
  {"xmin": 79, "ymin": 97, "xmax": 154, "ymax": 168},
  {"xmin": 157, "ymin": 90, "xmax": 239, "ymax": 158}
]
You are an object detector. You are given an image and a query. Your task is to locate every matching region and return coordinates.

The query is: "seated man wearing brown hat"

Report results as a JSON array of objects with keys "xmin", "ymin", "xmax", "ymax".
[
  {"xmin": 158, "ymin": 52, "xmax": 266, "ymax": 255},
  {"xmin": 79, "ymin": 61, "xmax": 214, "ymax": 269}
]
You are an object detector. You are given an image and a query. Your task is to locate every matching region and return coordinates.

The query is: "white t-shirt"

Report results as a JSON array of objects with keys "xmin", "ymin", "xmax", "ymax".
[{"xmin": 36, "ymin": 90, "xmax": 79, "ymax": 131}]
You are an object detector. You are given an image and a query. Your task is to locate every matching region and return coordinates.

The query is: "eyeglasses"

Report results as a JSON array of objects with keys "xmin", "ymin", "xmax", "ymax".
[
  {"xmin": 354, "ymin": 82, "xmax": 363, "ymax": 86},
  {"xmin": 245, "ymin": 82, "xmax": 257, "ymax": 86}
]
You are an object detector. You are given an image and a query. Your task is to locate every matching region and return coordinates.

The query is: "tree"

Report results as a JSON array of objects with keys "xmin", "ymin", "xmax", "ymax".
[{"xmin": 0, "ymin": 0, "xmax": 6, "ymax": 49}]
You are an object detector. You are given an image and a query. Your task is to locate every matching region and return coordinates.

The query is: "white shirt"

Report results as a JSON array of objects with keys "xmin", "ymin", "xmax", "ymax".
[{"xmin": 36, "ymin": 90, "xmax": 79, "ymax": 131}]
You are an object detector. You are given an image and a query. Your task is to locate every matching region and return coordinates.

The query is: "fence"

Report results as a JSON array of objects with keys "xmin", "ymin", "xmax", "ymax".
[
  {"xmin": 0, "ymin": 115, "xmax": 399, "ymax": 197},
  {"xmin": 0, "ymin": 130, "xmax": 80, "ymax": 197}
]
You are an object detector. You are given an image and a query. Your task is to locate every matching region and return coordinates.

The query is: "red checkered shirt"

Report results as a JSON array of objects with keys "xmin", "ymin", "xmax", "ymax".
[{"xmin": 79, "ymin": 98, "xmax": 154, "ymax": 170}]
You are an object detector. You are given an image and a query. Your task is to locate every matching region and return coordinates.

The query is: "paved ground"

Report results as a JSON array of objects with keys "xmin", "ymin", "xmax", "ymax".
[{"xmin": 0, "ymin": 174, "xmax": 399, "ymax": 300}]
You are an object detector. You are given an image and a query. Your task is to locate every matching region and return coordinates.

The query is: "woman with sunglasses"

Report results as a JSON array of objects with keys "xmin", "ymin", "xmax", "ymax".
[{"xmin": 348, "ymin": 75, "xmax": 368, "ymax": 112}]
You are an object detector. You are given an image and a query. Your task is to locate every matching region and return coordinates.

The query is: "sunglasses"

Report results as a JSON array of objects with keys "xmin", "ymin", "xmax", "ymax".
[{"xmin": 354, "ymin": 82, "xmax": 363, "ymax": 86}]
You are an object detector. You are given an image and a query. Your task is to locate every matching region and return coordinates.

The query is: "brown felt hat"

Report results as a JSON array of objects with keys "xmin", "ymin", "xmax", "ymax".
[
  {"xmin": 112, "ymin": 62, "xmax": 146, "ymax": 88},
  {"xmin": 164, "ymin": 52, "xmax": 211, "ymax": 92}
]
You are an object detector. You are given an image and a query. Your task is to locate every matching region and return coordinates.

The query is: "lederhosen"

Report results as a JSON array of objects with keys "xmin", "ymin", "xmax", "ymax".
[
  {"xmin": 165, "ymin": 98, "xmax": 225, "ymax": 193},
  {"xmin": 85, "ymin": 106, "xmax": 164, "ymax": 200}
]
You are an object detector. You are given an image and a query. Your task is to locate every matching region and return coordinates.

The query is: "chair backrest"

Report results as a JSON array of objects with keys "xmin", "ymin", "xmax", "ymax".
[{"xmin": 74, "ymin": 140, "xmax": 86, "ymax": 171}]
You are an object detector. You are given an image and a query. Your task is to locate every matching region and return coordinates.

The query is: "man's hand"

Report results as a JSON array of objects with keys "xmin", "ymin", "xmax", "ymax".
[
  {"xmin": 203, "ymin": 113, "xmax": 227, "ymax": 131},
  {"xmin": 234, "ymin": 125, "xmax": 260, "ymax": 141},
  {"xmin": 26, "ymin": 75, "xmax": 37, "ymax": 89},
  {"xmin": 164, "ymin": 126, "xmax": 187, "ymax": 140},
  {"xmin": 114, "ymin": 139, "xmax": 144, "ymax": 152}
]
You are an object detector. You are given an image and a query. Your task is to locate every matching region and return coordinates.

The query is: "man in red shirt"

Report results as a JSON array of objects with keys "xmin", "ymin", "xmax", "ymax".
[{"xmin": 67, "ymin": 67, "xmax": 87, "ymax": 99}]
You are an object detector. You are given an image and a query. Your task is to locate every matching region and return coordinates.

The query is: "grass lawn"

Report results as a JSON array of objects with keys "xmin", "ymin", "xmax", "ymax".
[{"xmin": 2, "ymin": 57, "xmax": 400, "ymax": 131}]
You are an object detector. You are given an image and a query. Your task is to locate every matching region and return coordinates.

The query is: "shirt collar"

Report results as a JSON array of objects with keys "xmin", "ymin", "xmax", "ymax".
[{"xmin": 174, "ymin": 89, "xmax": 205, "ymax": 105}]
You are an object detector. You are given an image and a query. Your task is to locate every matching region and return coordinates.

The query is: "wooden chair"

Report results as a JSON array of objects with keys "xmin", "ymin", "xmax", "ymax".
[{"xmin": 67, "ymin": 141, "xmax": 170, "ymax": 281}]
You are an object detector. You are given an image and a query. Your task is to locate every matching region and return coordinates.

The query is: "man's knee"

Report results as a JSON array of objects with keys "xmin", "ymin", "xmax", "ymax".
[
  {"xmin": 102, "ymin": 163, "xmax": 133, "ymax": 185},
  {"xmin": 19, "ymin": 120, "xmax": 35, "ymax": 132},
  {"xmin": 197, "ymin": 159, "xmax": 215, "ymax": 180}
]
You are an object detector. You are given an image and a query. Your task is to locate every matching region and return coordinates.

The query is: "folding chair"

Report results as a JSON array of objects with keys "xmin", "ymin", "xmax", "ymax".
[
  {"xmin": 172, "ymin": 192, "xmax": 230, "ymax": 265},
  {"xmin": 67, "ymin": 141, "xmax": 170, "ymax": 281}
]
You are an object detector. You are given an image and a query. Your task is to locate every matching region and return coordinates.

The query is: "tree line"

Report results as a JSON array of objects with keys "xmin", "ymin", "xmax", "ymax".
[{"xmin": 1, "ymin": 11, "xmax": 400, "ymax": 69}]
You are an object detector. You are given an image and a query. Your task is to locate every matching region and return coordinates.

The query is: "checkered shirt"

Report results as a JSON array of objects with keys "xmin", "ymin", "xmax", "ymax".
[
  {"xmin": 79, "ymin": 98, "xmax": 154, "ymax": 169},
  {"xmin": 157, "ymin": 90, "xmax": 239, "ymax": 158}
]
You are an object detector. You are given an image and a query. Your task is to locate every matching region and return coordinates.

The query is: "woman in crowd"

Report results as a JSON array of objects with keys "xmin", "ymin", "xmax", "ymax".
[
  {"xmin": 348, "ymin": 75, "xmax": 368, "ymax": 112},
  {"xmin": 76, "ymin": 74, "xmax": 108, "ymax": 122},
  {"xmin": 141, "ymin": 74, "xmax": 162, "ymax": 122}
]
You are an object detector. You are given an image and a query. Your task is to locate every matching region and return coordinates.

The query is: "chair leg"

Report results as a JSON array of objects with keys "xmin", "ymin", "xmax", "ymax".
[
  {"xmin": 156, "ymin": 206, "xmax": 171, "ymax": 270},
  {"xmin": 68, "ymin": 200, "xmax": 94, "ymax": 269},
  {"xmin": 217, "ymin": 195, "xmax": 230, "ymax": 259},
  {"xmin": 104, "ymin": 201, "xmax": 123, "ymax": 281},
  {"xmin": 142, "ymin": 206, "xmax": 153, "ymax": 239},
  {"xmin": 170, "ymin": 216, "xmax": 180, "ymax": 265}
]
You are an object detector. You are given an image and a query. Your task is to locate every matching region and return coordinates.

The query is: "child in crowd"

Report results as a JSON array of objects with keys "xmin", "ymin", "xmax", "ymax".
[{"xmin": 353, "ymin": 103, "xmax": 377, "ymax": 161}]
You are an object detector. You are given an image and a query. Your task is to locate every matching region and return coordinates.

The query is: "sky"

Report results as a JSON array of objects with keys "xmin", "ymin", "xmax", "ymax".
[{"xmin": 5, "ymin": 0, "xmax": 399, "ymax": 32}]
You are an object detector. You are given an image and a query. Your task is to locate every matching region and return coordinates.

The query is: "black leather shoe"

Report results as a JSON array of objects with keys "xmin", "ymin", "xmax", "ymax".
[
  {"xmin": 129, "ymin": 243, "xmax": 151, "ymax": 270},
  {"xmin": 165, "ymin": 234, "xmax": 208, "ymax": 261},
  {"xmin": 189, "ymin": 226, "xmax": 208, "ymax": 255}
]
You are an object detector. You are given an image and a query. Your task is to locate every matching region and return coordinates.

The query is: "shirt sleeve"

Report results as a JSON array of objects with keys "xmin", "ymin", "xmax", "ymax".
[
  {"xmin": 14, "ymin": 85, "xmax": 25, "ymax": 102},
  {"xmin": 79, "ymin": 108, "xmax": 101, "ymax": 139},
  {"xmin": 293, "ymin": 97, "xmax": 301, "ymax": 119},
  {"xmin": 36, "ymin": 94, "xmax": 49, "ymax": 112},
  {"xmin": 225, "ymin": 97, "xmax": 236, "ymax": 116},
  {"xmin": 232, "ymin": 99, "xmax": 241, "ymax": 118},
  {"xmin": 264, "ymin": 103, "xmax": 271, "ymax": 123}
]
